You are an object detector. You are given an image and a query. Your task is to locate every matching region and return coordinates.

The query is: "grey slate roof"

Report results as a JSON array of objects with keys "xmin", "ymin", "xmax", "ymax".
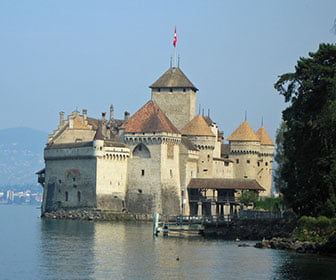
[
  {"xmin": 149, "ymin": 67, "xmax": 198, "ymax": 91},
  {"xmin": 188, "ymin": 178, "xmax": 265, "ymax": 191}
]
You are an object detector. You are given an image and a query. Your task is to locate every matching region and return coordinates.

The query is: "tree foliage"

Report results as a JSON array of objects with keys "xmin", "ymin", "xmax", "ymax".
[
  {"xmin": 275, "ymin": 43, "xmax": 336, "ymax": 217},
  {"xmin": 273, "ymin": 121, "xmax": 287, "ymax": 192}
]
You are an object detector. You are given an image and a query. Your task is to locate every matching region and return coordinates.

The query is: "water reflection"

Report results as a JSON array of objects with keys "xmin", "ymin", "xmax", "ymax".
[
  {"xmin": 36, "ymin": 216, "xmax": 336, "ymax": 280},
  {"xmin": 273, "ymin": 251, "xmax": 336, "ymax": 280},
  {"xmin": 39, "ymin": 219, "xmax": 95, "ymax": 279}
]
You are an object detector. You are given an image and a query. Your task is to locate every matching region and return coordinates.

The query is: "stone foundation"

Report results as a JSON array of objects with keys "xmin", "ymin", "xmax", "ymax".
[{"xmin": 42, "ymin": 209, "xmax": 153, "ymax": 221}]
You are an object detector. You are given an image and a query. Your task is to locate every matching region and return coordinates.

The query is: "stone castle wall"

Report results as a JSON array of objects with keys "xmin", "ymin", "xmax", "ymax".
[
  {"xmin": 44, "ymin": 154, "xmax": 97, "ymax": 212},
  {"xmin": 152, "ymin": 88, "xmax": 196, "ymax": 130}
]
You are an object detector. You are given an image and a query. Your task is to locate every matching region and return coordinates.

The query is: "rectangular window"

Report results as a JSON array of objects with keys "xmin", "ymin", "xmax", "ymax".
[
  {"xmin": 141, "ymin": 169, "xmax": 145, "ymax": 176},
  {"xmin": 236, "ymin": 159, "xmax": 239, "ymax": 164},
  {"xmin": 247, "ymin": 160, "xmax": 250, "ymax": 164},
  {"xmin": 65, "ymin": 191, "xmax": 68, "ymax": 201}
]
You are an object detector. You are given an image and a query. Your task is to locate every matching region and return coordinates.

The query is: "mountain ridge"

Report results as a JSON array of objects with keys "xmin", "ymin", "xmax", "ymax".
[{"xmin": 0, "ymin": 127, "xmax": 48, "ymax": 186}]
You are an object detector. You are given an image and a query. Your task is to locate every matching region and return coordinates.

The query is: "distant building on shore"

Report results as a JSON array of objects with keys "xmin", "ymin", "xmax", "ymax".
[{"xmin": 37, "ymin": 63, "xmax": 274, "ymax": 216}]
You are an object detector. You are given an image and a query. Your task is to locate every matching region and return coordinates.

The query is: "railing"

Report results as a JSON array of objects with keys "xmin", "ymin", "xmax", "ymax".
[
  {"xmin": 160, "ymin": 210, "xmax": 283, "ymax": 226},
  {"xmin": 188, "ymin": 195, "xmax": 237, "ymax": 203},
  {"xmin": 238, "ymin": 210, "xmax": 283, "ymax": 220}
]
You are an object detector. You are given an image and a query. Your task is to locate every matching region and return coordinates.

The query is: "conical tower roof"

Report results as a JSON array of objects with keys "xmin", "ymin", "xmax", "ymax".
[
  {"xmin": 227, "ymin": 121, "xmax": 259, "ymax": 142},
  {"xmin": 94, "ymin": 121, "xmax": 104, "ymax": 140},
  {"xmin": 180, "ymin": 115, "xmax": 215, "ymax": 136},
  {"xmin": 121, "ymin": 100, "xmax": 180, "ymax": 134},
  {"xmin": 149, "ymin": 67, "xmax": 198, "ymax": 91},
  {"xmin": 256, "ymin": 126, "xmax": 274, "ymax": 146}
]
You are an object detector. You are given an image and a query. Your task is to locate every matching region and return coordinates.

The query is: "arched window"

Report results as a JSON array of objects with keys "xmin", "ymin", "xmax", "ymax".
[{"xmin": 132, "ymin": 143, "xmax": 151, "ymax": 158}]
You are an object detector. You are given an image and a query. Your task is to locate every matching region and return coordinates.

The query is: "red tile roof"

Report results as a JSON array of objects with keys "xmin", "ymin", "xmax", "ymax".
[
  {"xmin": 227, "ymin": 121, "xmax": 260, "ymax": 142},
  {"xmin": 121, "ymin": 100, "xmax": 180, "ymax": 134},
  {"xmin": 256, "ymin": 126, "xmax": 274, "ymax": 146},
  {"xmin": 181, "ymin": 115, "xmax": 215, "ymax": 136}
]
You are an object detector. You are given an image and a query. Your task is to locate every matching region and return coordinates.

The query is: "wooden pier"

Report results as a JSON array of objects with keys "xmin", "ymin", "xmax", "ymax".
[{"xmin": 153, "ymin": 210, "xmax": 283, "ymax": 237}]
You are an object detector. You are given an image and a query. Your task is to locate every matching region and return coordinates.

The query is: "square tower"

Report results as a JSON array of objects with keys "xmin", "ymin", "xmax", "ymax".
[{"xmin": 150, "ymin": 67, "xmax": 198, "ymax": 130}]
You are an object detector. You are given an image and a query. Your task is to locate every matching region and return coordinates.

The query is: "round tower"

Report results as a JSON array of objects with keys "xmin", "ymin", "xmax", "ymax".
[
  {"xmin": 181, "ymin": 115, "xmax": 216, "ymax": 178},
  {"xmin": 256, "ymin": 126, "xmax": 275, "ymax": 197},
  {"xmin": 227, "ymin": 121, "xmax": 261, "ymax": 182}
]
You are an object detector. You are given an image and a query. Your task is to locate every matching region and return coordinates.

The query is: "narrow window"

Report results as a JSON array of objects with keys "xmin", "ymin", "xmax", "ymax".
[
  {"xmin": 77, "ymin": 191, "xmax": 81, "ymax": 202},
  {"xmin": 65, "ymin": 191, "xmax": 68, "ymax": 201},
  {"xmin": 207, "ymin": 154, "xmax": 210, "ymax": 162},
  {"xmin": 265, "ymin": 162, "xmax": 268, "ymax": 166},
  {"xmin": 170, "ymin": 169, "xmax": 173, "ymax": 178},
  {"xmin": 257, "ymin": 162, "xmax": 260, "ymax": 167},
  {"xmin": 141, "ymin": 169, "xmax": 145, "ymax": 176},
  {"xmin": 236, "ymin": 159, "xmax": 239, "ymax": 164}
]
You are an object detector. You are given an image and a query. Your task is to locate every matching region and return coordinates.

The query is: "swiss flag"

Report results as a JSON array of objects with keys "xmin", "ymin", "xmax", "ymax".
[{"xmin": 173, "ymin": 27, "xmax": 178, "ymax": 47}]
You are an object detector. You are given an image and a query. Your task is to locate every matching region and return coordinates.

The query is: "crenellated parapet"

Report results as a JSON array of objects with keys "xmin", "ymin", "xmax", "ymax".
[{"xmin": 123, "ymin": 132, "xmax": 181, "ymax": 146}]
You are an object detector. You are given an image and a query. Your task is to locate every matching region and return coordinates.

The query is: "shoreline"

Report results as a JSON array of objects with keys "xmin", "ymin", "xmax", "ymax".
[{"xmin": 42, "ymin": 209, "xmax": 153, "ymax": 221}]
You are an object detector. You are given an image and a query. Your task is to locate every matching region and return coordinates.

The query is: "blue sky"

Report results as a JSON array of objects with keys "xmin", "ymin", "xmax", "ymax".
[{"xmin": 0, "ymin": 0, "xmax": 335, "ymax": 141}]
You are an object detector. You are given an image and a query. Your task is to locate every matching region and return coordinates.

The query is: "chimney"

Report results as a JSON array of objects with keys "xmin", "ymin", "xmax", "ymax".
[
  {"xmin": 82, "ymin": 109, "xmax": 87, "ymax": 120},
  {"xmin": 124, "ymin": 111, "xmax": 130, "ymax": 122},
  {"xmin": 110, "ymin": 104, "xmax": 114, "ymax": 121},
  {"xmin": 59, "ymin": 111, "xmax": 64, "ymax": 125}
]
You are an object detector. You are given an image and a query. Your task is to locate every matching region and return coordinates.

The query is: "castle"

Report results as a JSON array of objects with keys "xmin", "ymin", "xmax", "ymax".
[{"xmin": 38, "ymin": 65, "xmax": 274, "ymax": 217}]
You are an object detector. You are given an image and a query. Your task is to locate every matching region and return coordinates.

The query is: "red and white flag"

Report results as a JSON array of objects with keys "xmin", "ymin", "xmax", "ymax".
[{"xmin": 173, "ymin": 27, "xmax": 178, "ymax": 47}]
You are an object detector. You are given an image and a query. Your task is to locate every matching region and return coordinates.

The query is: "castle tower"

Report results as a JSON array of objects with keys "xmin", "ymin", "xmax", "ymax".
[
  {"xmin": 227, "ymin": 121, "xmax": 261, "ymax": 182},
  {"xmin": 150, "ymin": 67, "xmax": 198, "ymax": 130},
  {"xmin": 181, "ymin": 115, "xmax": 216, "ymax": 178},
  {"xmin": 256, "ymin": 126, "xmax": 274, "ymax": 197},
  {"xmin": 121, "ymin": 100, "xmax": 182, "ymax": 215}
]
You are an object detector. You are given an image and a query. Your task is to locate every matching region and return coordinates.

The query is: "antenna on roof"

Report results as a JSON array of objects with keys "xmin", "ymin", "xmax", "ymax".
[
  {"xmin": 245, "ymin": 110, "xmax": 247, "ymax": 121},
  {"xmin": 198, "ymin": 104, "xmax": 201, "ymax": 115},
  {"xmin": 202, "ymin": 108, "xmax": 204, "ymax": 116},
  {"xmin": 208, "ymin": 109, "xmax": 210, "ymax": 117},
  {"xmin": 178, "ymin": 55, "xmax": 180, "ymax": 68},
  {"xmin": 170, "ymin": 56, "xmax": 172, "ymax": 68},
  {"xmin": 261, "ymin": 116, "xmax": 264, "ymax": 126}
]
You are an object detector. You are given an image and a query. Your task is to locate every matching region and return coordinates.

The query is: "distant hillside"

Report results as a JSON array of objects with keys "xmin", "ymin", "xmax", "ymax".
[{"xmin": 0, "ymin": 127, "xmax": 48, "ymax": 187}]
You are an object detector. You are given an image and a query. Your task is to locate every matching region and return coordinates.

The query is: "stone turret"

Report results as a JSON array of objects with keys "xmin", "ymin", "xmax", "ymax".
[
  {"xmin": 227, "ymin": 121, "xmax": 261, "ymax": 181},
  {"xmin": 256, "ymin": 126, "xmax": 274, "ymax": 197},
  {"xmin": 181, "ymin": 115, "xmax": 216, "ymax": 178},
  {"xmin": 150, "ymin": 67, "xmax": 198, "ymax": 130}
]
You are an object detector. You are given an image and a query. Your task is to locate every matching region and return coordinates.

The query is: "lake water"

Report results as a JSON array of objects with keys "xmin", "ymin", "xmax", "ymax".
[{"xmin": 1, "ymin": 205, "xmax": 336, "ymax": 280}]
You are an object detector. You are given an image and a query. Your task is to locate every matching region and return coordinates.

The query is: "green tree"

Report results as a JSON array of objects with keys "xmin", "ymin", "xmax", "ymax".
[
  {"xmin": 273, "ymin": 121, "xmax": 287, "ymax": 193},
  {"xmin": 275, "ymin": 43, "xmax": 336, "ymax": 217},
  {"xmin": 239, "ymin": 190, "xmax": 258, "ymax": 205}
]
